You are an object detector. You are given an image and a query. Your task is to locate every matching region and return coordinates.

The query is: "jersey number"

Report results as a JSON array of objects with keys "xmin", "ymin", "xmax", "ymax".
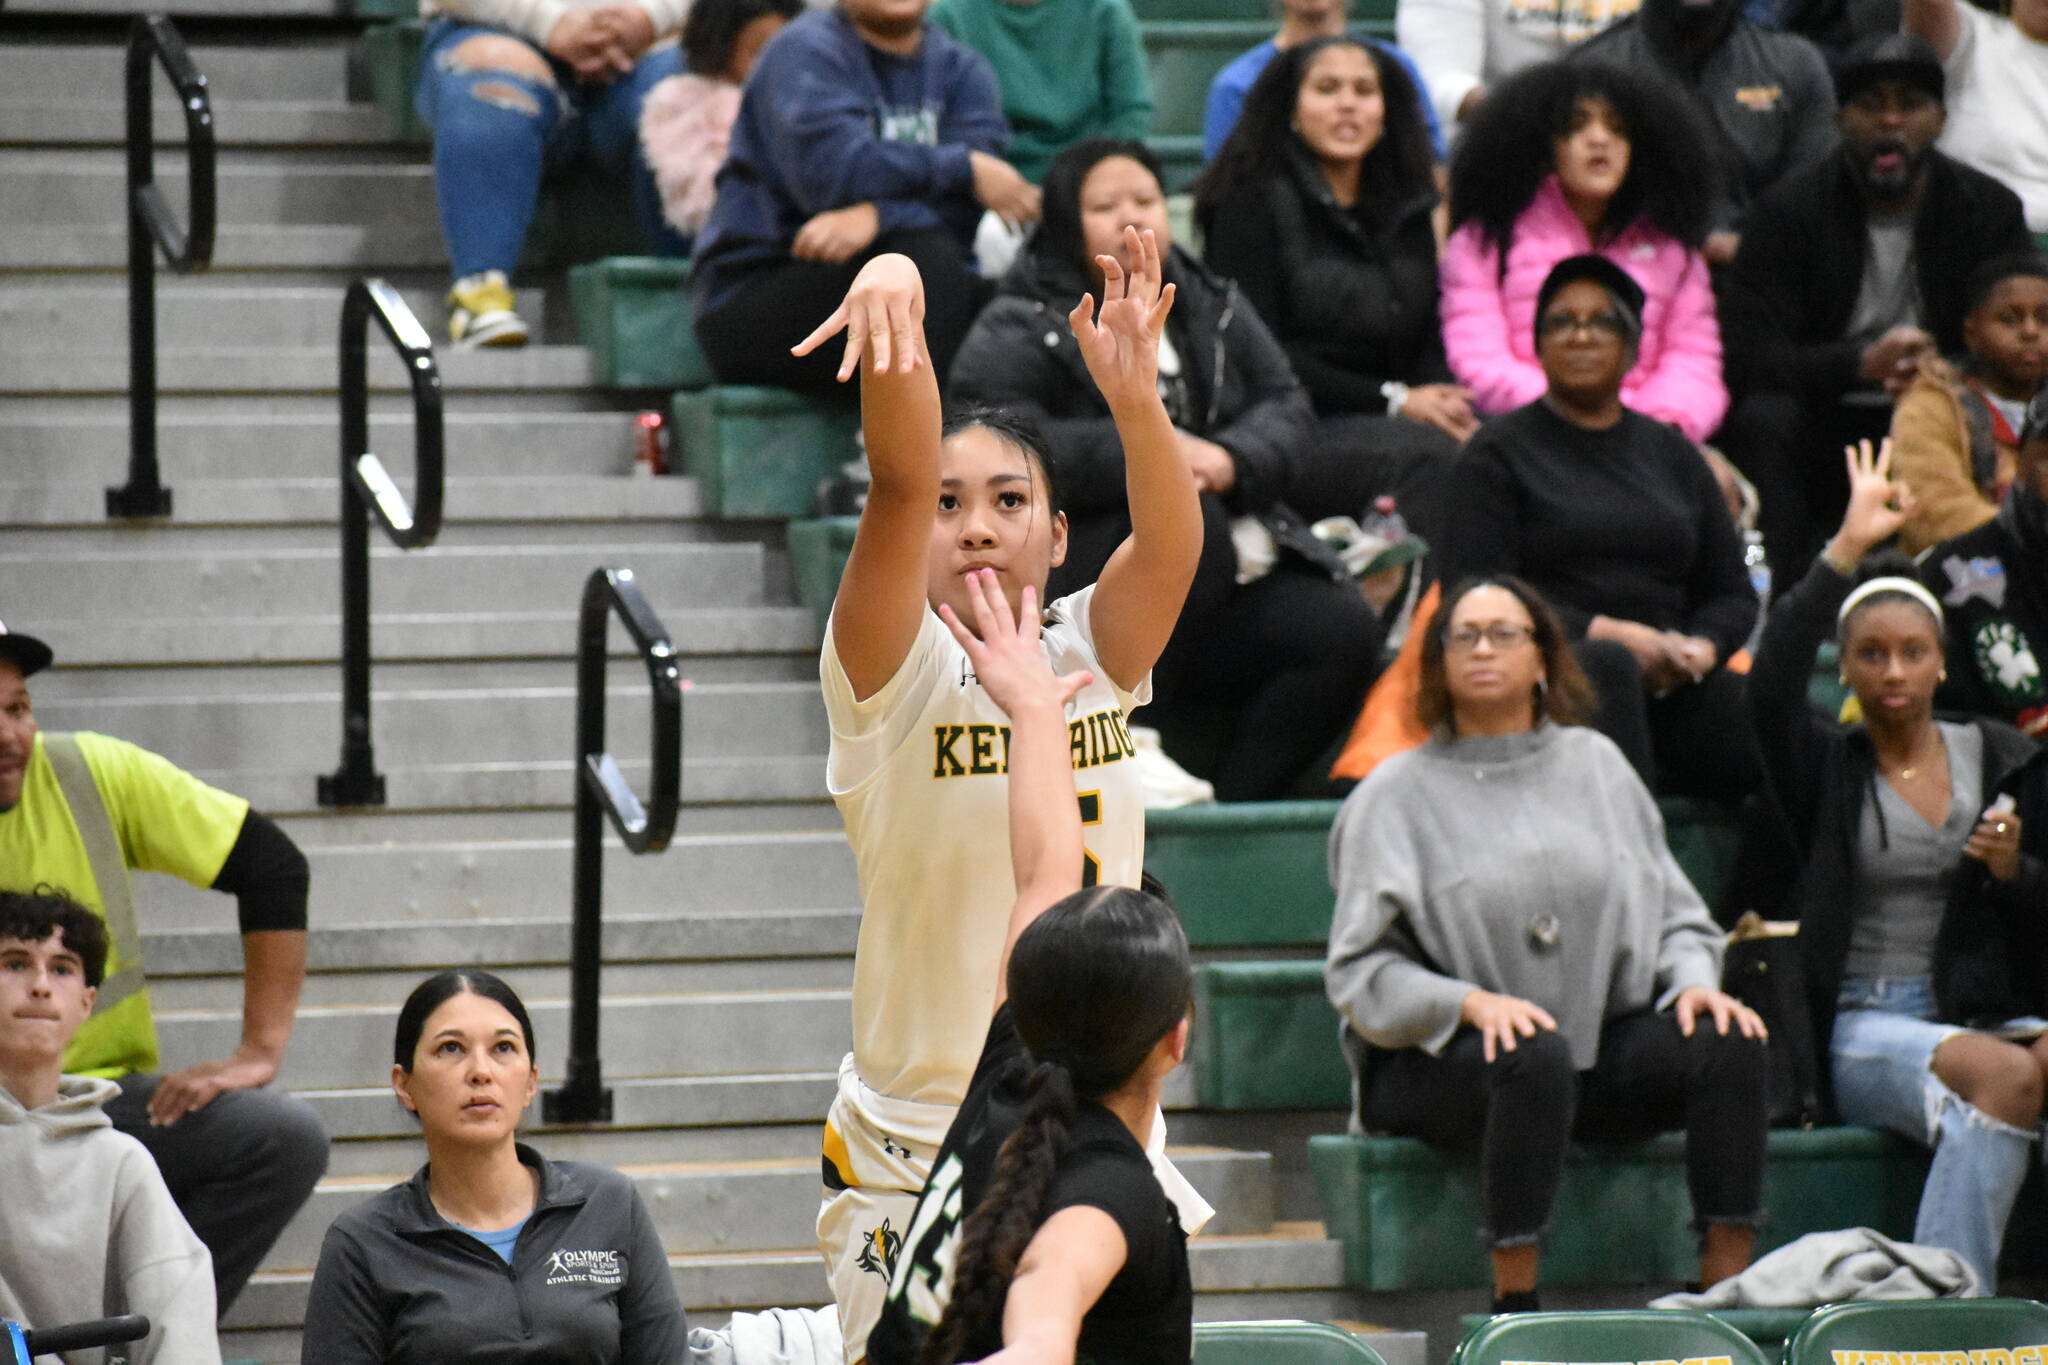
[{"xmin": 1078, "ymin": 790, "xmax": 1101, "ymax": 887}]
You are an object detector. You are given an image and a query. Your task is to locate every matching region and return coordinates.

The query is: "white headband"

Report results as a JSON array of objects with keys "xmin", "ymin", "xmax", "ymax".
[{"xmin": 1838, "ymin": 575, "xmax": 1945, "ymax": 628}]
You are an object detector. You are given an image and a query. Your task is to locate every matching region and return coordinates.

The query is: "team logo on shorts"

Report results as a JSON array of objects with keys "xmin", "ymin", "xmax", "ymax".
[{"xmin": 856, "ymin": 1218, "xmax": 903, "ymax": 1278}]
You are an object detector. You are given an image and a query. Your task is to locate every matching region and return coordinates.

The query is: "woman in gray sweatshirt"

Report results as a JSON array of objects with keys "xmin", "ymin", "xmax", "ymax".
[{"xmin": 1324, "ymin": 574, "xmax": 1770, "ymax": 1313}]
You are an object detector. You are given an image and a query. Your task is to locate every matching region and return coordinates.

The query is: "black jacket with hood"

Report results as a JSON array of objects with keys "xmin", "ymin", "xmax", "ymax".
[
  {"xmin": 1923, "ymin": 497, "xmax": 2048, "ymax": 736},
  {"xmin": 1748, "ymin": 557, "xmax": 2048, "ymax": 1109},
  {"xmin": 301, "ymin": 1144, "xmax": 688, "ymax": 1365},
  {"xmin": 947, "ymin": 236, "xmax": 1316, "ymax": 520},
  {"xmin": 1196, "ymin": 142, "xmax": 1449, "ymax": 417}
]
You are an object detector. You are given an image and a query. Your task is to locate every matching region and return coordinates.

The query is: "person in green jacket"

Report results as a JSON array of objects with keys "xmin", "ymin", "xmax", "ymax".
[{"xmin": 929, "ymin": 0, "xmax": 1152, "ymax": 184}]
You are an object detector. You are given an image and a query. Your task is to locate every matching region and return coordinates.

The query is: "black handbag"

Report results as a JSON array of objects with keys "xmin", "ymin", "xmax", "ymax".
[{"xmin": 1722, "ymin": 916, "xmax": 1822, "ymax": 1128}]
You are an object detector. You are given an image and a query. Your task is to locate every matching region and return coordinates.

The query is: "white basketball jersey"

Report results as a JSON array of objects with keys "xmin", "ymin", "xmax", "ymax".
[{"xmin": 822, "ymin": 584, "xmax": 1149, "ymax": 1108}]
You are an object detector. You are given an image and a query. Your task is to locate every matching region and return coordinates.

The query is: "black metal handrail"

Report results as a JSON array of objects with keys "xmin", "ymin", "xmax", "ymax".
[
  {"xmin": 544, "ymin": 568, "xmax": 683, "ymax": 1124},
  {"xmin": 317, "ymin": 279, "xmax": 446, "ymax": 808},
  {"xmin": 115, "ymin": 14, "xmax": 215, "ymax": 519}
]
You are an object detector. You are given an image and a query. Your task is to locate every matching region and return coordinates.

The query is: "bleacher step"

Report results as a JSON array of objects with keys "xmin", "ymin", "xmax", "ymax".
[
  {"xmin": 0, "ymin": 44, "xmax": 352, "ymax": 104},
  {"xmin": 0, "ymin": 99, "xmax": 401, "ymax": 147},
  {"xmin": 0, "ymin": 282, "xmax": 552, "ymax": 352},
  {"xmin": 0, "ymin": 476, "xmax": 701, "ymax": 528},
  {"xmin": 0, "ymin": 222, "xmax": 447, "ymax": 270},
  {"xmin": 0, "ymin": 412, "xmax": 652, "ymax": 482},
  {"xmin": 1, "ymin": 344, "xmax": 604, "ymax": 395},
  {"xmin": 161, "ymin": 988, "xmax": 857, "ymax": 1091},
  {"xmin": 4, "ymin": 540, "xmax": 770, "ymax": 619},
  {"xmin": 0, "ymin": 154, "xmax": 437, "ymax": 229},
  {"xmin": 139, "ymin": 828, "xmax": 853, "ymax": 929}
]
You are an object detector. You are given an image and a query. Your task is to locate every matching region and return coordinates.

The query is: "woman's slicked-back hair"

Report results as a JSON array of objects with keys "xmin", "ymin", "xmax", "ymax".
[
  {"xmin": 393, "ymin": 969, "xmax": 538, "ymax": 1070},
  {"xmin": 1036, "ymin": 137, "xmax": 1167, "ymax": 281},
  {"xmin": 1193, "ymin": 36, "xmax": 1435, "ymax": 234},
  {"xmin": 1416, "ymin": 575, "xmax": 1597, "ymax": 731},
  {"xmin": 941, "ymin": 403, "xmax": 1066, "ymax": 516},
  {"xmin": 680, "ymin": 0, "xmax": 801, "ymax": 76},
  {"xmin": 1447, "ymin": 59, "xmax": 1714, "ymax": 251},
  {"xmin": 917, "ymin": 886, "xmax": 1190, "ymax": 1365}
]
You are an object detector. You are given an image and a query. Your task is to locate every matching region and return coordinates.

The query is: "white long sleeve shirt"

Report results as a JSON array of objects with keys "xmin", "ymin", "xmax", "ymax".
[
  {"xmin": 422, "ymin": 0, "xmax": 687, "ymax": 49},
  {"xmin": 1397, "ymin": 0, "xmax": 1641, "ymax": 132}
]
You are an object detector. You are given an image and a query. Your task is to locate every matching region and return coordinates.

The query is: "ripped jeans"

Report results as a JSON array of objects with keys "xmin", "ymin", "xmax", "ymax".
[
  {"xmin": 1831, "ymin": 976, "xmax": 2047, "ymax": 1294},
  {"xmin": 416, "ymin": 18, "xmax": 684, "ymax": 280}
]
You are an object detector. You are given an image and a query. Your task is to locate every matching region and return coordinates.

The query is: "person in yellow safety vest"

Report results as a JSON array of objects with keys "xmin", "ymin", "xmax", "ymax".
[{"xmin": 0, "ymin": 620, "xmax": 328, "ymax": 1318}]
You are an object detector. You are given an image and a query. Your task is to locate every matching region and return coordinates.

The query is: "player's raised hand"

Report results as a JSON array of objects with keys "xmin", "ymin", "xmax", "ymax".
[
  {"xmin": 937, "ymin": 569, "xmax": 1091, "ymax": 718},
  {"xmin": 791, "ymin": 252, "xmax": 927, "ymax": 381},
  {"xmin": 1069, "ymin": 225, "xmax": 1175, "ymax": 410}
]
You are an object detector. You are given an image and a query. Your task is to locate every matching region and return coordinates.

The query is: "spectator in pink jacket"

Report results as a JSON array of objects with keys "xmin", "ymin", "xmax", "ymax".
[{"xmin": 1440, "ymin": 61, "xmax": 1728, "ymax": 443}]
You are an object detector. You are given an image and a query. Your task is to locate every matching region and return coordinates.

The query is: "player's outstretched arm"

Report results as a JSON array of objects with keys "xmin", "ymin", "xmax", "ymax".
[
  {"xmin": 938, "ymin": 568, "xmax": 1092, "ymax": 1010},
  {"xmin": 1076, "ymin": 227, "xmax": 1203, "ymax": 694},
  {"xmin": 794, "ymin": 253, "xmax": 943, "ymax": 701}
]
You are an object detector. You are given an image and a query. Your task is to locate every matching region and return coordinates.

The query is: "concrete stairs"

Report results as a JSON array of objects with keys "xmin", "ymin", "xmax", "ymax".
[{"xmin": 0, "ymin": 22, "xmax": 1365, "ymax": 1362}]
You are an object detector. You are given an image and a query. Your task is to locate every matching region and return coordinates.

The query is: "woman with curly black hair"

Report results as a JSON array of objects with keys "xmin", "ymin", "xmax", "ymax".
[
  {"xmin": 1195, "ymin": 35, "xmax": 1473, "ymax": 541},
  {"xmin": 1439, "ymin": 60, "xmax": 1729, "ymax": 444}
]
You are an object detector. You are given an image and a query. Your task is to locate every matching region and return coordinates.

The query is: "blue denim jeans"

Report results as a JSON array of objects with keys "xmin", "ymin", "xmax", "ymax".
[
  {"xmin": 1831, "ymin": 976, "xmax": 2043, "ymax": 1293},
  {"xmin": 415, "ymin": 18, "xmax": 684, "ymax": 280}
]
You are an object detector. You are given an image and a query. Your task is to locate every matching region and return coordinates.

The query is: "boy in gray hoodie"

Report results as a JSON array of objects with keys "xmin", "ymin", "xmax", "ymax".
[{"xmin": 0, "ymin": 891, "xmax": 220, "ymax": 1365}]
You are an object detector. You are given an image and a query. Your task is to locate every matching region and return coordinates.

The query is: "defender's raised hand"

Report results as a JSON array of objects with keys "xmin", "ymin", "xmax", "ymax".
[
  {"xmin": 937, "ymin": 570, "xmax": 1093, "ymax": 720},
  {"xmin": 1069, "ymin": 226, "xmax": 1175, "ymax": 410},
  {"xmin": 792, "ymin": 252, "xmax": 927, "ymax": 381}
]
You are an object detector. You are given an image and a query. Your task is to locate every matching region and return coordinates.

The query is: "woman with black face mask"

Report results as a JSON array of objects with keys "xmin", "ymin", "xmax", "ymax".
[{"xmin": 1920, "ymin": 389, "xmax": 2048, "ymax": 736}]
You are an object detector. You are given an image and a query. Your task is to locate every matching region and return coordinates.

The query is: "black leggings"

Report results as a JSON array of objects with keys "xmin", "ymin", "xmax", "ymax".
[
  {"xmin": 1575, "ymin": 639, "xmax": 1762, "ymax": 804},
  {"xmin": 1055, "ymin": 493, "xmax": 1379, "ymax": 800},
  {"xmin": 1359, "ymin": 1012, "xmax": 1769, "ymax": 1247},
  {"xmin": 693, "ymin": 226, "xmax": 989, "ymax": 398}
]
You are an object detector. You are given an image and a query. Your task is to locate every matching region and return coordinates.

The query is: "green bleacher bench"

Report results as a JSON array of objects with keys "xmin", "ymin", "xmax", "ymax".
[
  {"xmin": 1151, "ymin": 135, "xmax": 1207, "ymax": 194},
  {"xmin": 569, "ymin": 257, "xmax": 712, "ymax": 390},
  {"xmin": 1141, "ymin": 20, "xmax": 1275, "ymax": 137},
  {"xmin": 1148, "ymin": 799, "xmax": 1340, "ymax": 946},
  {"xmin": 1659, "ymin": 794, "xmax": 1741, "ymax": 916},
  {"xmin": 358, "ymin": 19, "xmax": 429, "ymax": 144},
  {"xmin": 1310, "ymin": 1127, "xmax": 1927, "ymax": 1291},
  {"xmin": 1785, "ymin": 1297, "xmax": 2048, "ymax": 1365},
  {"xmin": 1192, "ymin": 960, "xmax": 1348, "ymax": 1110},
  {"xmin": 788, "ymin": 515, "xmax": 859, "ymax": 633},
  {"xmin": 672, "ymin": 387, "xmax": 858, "ymax": 519}
]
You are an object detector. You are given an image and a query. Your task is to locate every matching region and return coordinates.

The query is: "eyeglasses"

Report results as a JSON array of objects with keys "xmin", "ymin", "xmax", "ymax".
[
  {"xmin": 1538, "ymin": 311, "xmax": 1629, "ymax": 340},
  {"xmin": 1445, "ymin": 623, "xmax": 1537, "ymax": 651}
]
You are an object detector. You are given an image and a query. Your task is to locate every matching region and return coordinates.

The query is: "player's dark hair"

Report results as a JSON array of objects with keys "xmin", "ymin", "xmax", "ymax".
[
  {"xmin": 1417, "ymin": 575, "xmax": 1596, "ymax": 732},
  {"xmin": 1193, "ymin": 35, "xmax": 1435, "ymax": 236},
  {"xmin": 0, "ymin": 888, "xmax": 109, "ymax": 987},
  {"xmin": 942, "ymin": 403, "xmax": 1067, "ymax": 517},
  {"xmin": 1037, "ymin": 137, "xmax": 1169, "ymax": 288},
  {"xmin": 1838, "ymin": 551, "xmax": 1942, "ymax": 643},
  {"xmin": 681, "ymin": 0, "xmax": 801, "ymax": 76},
  {"xmin": 1448, "ymin": 59, "xmax": 1714, "ymax": 251},
  {"xmin": 393, "ymin": 969, "xmax": 537, "ymax": 1070},
  {"xmin": 918, "ymin": 886, "xmax": 1191, "ymax": 1365}
]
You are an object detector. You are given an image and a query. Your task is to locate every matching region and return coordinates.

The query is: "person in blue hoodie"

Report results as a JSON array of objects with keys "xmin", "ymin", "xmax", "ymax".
[{"xmin": 691, "ymin": 0, "xmax": 1038, "ymax": 395}]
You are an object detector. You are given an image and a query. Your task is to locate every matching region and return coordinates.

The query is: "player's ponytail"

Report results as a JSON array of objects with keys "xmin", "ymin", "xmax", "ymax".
[
  {"xmin": 917, "ymin": 884, "xmax": 1192, "ymax": 1363},
  {"xmin": 917, "ymin": 1058, "xmax": 1078, "ymax": 1365}
]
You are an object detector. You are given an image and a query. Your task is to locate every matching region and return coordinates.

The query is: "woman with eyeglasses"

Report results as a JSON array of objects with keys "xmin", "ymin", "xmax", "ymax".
[
  {"xmin": 1439, "ymin": 254, "xmax": 1759, "ymax": 802},
  {"xmin": 1325, "ymin": 570, "xmax": 1770, "ymax": 1315}
]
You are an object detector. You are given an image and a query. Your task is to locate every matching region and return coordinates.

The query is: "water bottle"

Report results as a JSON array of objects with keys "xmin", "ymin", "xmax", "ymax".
[{"xmin": 1743, "ymin": 529, "xmax": 1771, "ymax": 655}]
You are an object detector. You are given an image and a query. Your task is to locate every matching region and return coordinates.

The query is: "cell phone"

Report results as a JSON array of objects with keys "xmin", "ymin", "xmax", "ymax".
[{"xmin": 1986, "ymin": 794, "xmax": 2018, "ymax": 820}]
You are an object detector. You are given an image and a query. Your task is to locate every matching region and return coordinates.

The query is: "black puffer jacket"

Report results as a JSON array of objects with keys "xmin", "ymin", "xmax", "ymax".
[
  {"xmin": 1197, "ymin": 145, "xmax": 1447, "ymax": 418},
  {"xmin": 947, "ymin": 238, "xmax": 1315, "ymax": 518},
  {"xmin": 1748, "ymin": 557, "xmax": 2048, "ymax": 1109}
]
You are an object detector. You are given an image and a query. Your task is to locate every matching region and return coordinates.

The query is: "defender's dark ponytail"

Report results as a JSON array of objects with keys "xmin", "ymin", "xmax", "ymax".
[
  {"xmin": 916, "ymin": 1061, "xmax": 1079, "ymax": 1365},
  {"xmin": 916, "ymin": 885, "xmax": 1191, "ymax": 1363}
]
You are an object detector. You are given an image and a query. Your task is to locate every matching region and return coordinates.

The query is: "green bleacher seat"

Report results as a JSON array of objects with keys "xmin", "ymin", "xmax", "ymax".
[
  {"xmin": 672, "ymin": 387, "xmax": 858, "ymax": 519},
  {"xmin": 1453, "ymin": 1309, "xmax": 1821, "ymax": 1349},
  {"xmin": 1147, "ymin": 799, "xmax": 1340, "ymax": 946},
  {"xmin": 1142, "ymin": 21, "xmax": 1273, "ymax": 138},
  {"xmin": 1456, "ymin": 1310, "xmax": 1776, "ymax": 1365},
  {"xmin": 1151, "ymin": 135, "xmax": 1207, "ymax": 194},
  {"xmin": 1192, "ymin": 961, "xmax": 1348, "ymax": 1110},
  {"xmin": 1310, "ymin": 1128, "xmax": 1927, "ymax": 1291},
  {"xmin": 1786, "ymin": 1299, "xmax": 2048, "ymax": 1365},
  {"xmin": 359, "ymin": 20, "xmax": 429, "ymax": 144},
  {"xmin": 1129, "ymin": 0, "xmax": 1270, "ymax": 21},
  {"xmin": 1195, "ymin": 1320, "xmax": 1388, "ymax": 1365},
  {"xmin": 1659, "ymin": 794, "xmax": 1741, "ymax": 915},
  {"xmin": 788, "ymin": 516, "xmax": 859, "ymax": 633},
  {"xmin": 569, "ymin": 257, "xmax": 712, "ymax": 390}
]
